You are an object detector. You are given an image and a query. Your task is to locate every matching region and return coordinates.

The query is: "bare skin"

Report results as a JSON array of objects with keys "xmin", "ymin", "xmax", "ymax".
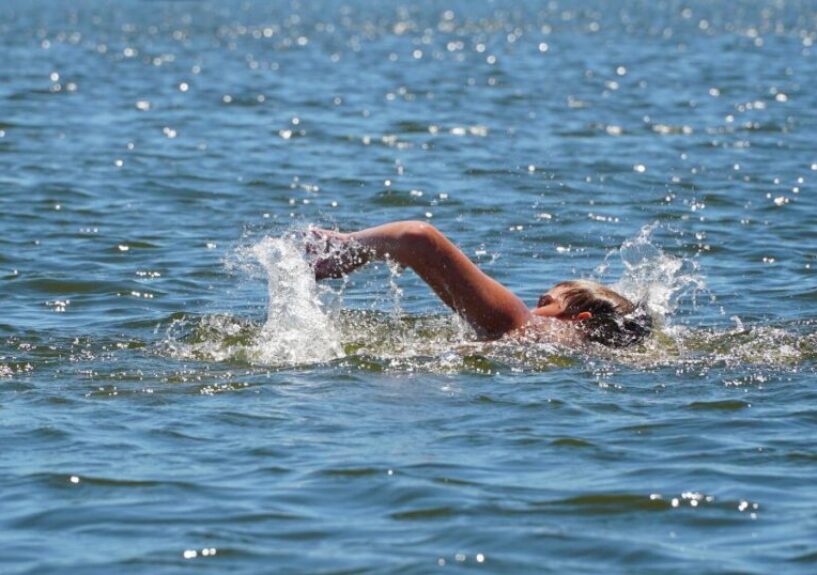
[{"xmin": 308, "ymin": 221, "xmax": 592, "ymax": 340}]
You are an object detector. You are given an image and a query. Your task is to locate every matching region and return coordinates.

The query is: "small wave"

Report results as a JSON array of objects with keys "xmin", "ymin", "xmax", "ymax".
[
  {"xmin": 607, "ymin": 322, "xmax": 817, "ymax": 372},
  {"xmin": 161, "ymin": 311, "xmax": 817, "ymax": 375}
]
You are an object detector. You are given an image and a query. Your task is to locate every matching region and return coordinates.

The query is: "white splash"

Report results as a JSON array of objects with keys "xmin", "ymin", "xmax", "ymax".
[
  {"xmin": 250, "ymin": 236, "xmax": 343, "ymax": 365},
  {"xmin": 160, "ymin": 226, "xmax": 816, "ymax": 373},
  {"xmin": 604, "ymin": 223, "xmax": 706, "ymax": 320}
]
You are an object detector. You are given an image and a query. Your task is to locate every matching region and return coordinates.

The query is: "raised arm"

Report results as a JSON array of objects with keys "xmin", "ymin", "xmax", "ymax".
[{"xmin": 309, "ymin": 221, "xmax": 531, "ymax": 339}]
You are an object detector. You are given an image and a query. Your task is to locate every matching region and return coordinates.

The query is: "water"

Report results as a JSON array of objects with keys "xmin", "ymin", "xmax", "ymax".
[{"xmin": 2, "ymin": 0, "xmax": 817, "ymax": 572}]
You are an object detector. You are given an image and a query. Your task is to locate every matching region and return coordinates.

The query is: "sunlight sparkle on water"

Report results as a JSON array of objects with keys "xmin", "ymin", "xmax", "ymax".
[{"xmin": 5, "ymin": 3, "xmax": 817, "ymax": 573}]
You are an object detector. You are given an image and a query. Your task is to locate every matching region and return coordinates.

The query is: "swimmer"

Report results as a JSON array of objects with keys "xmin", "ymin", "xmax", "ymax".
[{"xmin": 306, "ymin": 221, "xmax": 650, "ymax": 346}]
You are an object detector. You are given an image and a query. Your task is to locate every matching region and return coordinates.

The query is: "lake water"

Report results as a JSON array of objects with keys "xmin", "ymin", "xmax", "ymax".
[{"xmin": 2, "ymin": 0, "xmax": 816, "ymax": 572}]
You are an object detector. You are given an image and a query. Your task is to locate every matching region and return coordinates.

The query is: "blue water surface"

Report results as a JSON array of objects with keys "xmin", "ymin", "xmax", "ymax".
[{"xmin": 1, "ymin": 1, "xmax": 817, "ymax": 573}]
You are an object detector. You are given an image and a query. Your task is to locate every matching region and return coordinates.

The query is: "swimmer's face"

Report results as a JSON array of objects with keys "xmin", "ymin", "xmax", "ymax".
[{"xmin": 532, "ymin": 285, "xmax": 592, "ymax": 321}]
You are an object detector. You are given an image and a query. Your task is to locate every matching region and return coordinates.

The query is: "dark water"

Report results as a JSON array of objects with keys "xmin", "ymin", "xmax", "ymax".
[{"xmin": 2, "ymin": 0, "xmax": 817, "ymax": 572}]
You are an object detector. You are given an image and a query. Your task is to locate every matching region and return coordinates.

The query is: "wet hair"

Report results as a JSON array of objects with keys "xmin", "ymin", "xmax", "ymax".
[{"xmin": 551, "ymin": 280, "xmax": 652, "ymax": 347}]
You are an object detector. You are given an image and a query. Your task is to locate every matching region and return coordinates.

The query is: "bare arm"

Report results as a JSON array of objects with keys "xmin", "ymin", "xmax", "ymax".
[{"xmin": 309, "ymin": 221, "xmax": 531, "ymax": 339}]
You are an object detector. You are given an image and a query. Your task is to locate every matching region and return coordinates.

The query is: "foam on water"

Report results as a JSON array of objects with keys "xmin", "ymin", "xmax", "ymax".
[{"xmin": 161, "ymin": 227, "xmax": 814, "ymax": 373}]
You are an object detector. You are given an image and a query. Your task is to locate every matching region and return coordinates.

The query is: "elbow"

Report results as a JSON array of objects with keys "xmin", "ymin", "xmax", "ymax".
[
  {"xmin": 390, "ymin": 221, "xmax": 443, "ymax": 265},
  {"xmin": 398, "ymin": 221, "xmax": 440, "ymax": 245}
]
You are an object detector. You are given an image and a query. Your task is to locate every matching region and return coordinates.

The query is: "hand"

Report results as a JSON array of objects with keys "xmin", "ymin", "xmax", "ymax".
[{"xmin": 302, "ymin": 227, "xmax": 363, "ymax": 280}]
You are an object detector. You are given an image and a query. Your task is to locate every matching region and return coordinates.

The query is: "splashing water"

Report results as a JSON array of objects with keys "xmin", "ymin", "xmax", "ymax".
[
  {"xmin": 161, "ymin": 235, "xmax": 344, "ymax": 366},
  {"xmin": 250, "ymin": 236, "xmax": 344, "ymax": 365},
  {"xmin": 160, "ymin": 226, "xmax": 814, "ymax": 373},
  {"xmin": 588, "ymin": 225, "xmax": 817, "ymax": 370},
  {"xmin": 601, "ymin": 223, "xmax": 706, "ymax": 320}
]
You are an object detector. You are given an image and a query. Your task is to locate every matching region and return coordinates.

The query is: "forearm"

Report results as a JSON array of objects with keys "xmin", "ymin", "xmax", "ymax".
[{"xmin": 311, "ymin": 221, "xmax": 426, "ymax": 279}]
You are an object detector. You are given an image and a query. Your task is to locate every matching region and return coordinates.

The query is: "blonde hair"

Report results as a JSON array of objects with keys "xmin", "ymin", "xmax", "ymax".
[{"xmin": 553, "ymin": 280, "xmax": 651, "ymax": 347}]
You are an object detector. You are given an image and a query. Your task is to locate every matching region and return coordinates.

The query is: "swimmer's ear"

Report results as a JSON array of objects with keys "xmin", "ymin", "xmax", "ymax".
[{"xmin": 575, "ymin": 311, "xmax": 592, "ymax": 321}]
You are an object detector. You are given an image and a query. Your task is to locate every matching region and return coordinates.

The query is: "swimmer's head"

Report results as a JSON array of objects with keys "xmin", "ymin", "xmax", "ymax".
[{"xmin": 533, "ymin": 280, "xmax": 652, "ymax": 347}]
